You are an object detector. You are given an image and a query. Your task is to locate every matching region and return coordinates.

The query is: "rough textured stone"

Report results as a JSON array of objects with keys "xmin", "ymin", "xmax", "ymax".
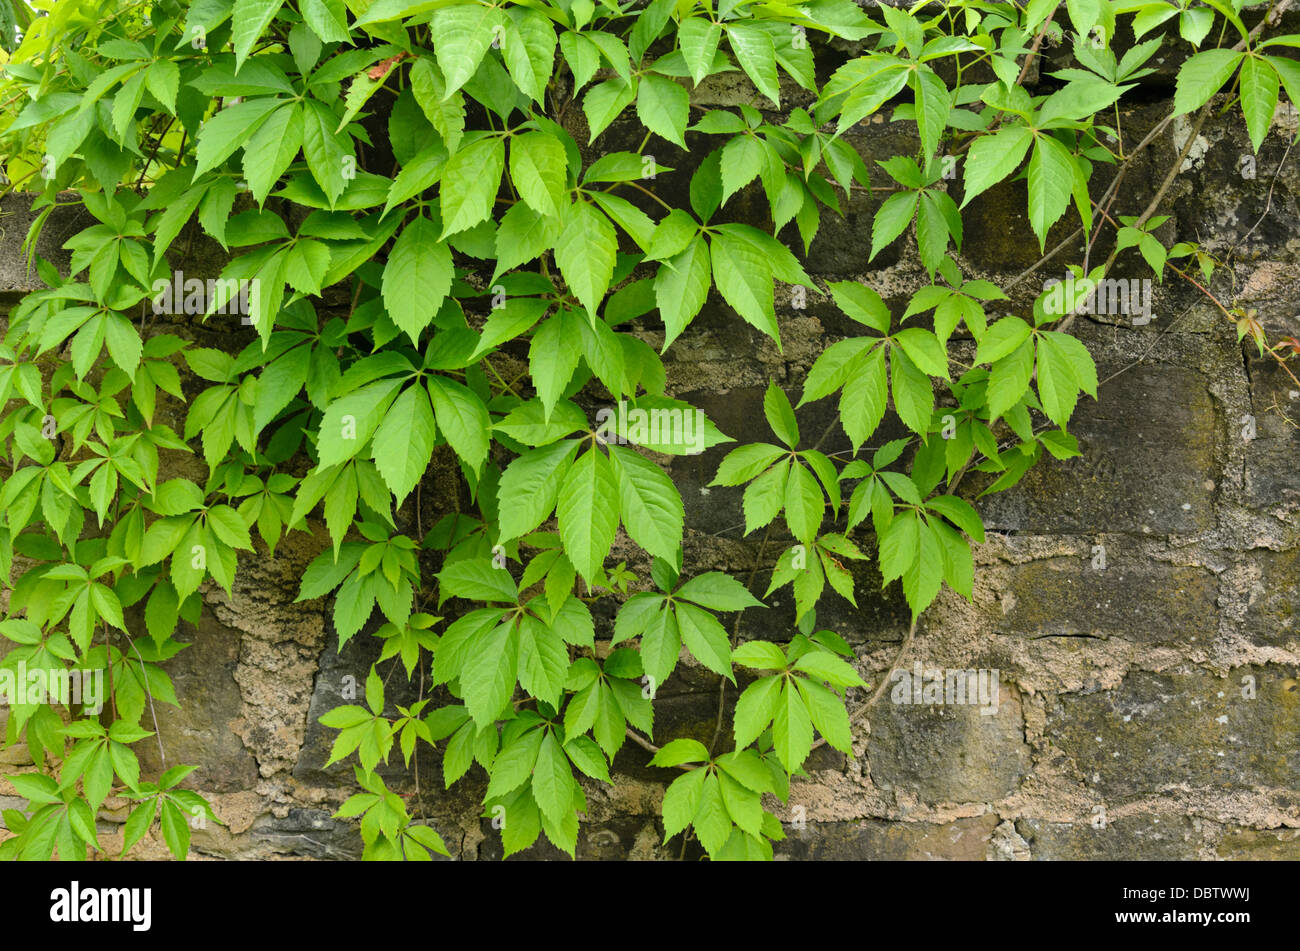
[
  {"xmin": 868, "ymin": 680, "xmax": 1031, "ymax": 803},
  {"xmin": 1042, "ymin": 666, "xmax": 1300, "ymax": 799}
]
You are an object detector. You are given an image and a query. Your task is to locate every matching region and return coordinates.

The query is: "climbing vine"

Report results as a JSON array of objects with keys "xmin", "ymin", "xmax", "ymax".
[{"xmin": 0, "ymin": 0, "xmax": 1297, "ymax": 860}]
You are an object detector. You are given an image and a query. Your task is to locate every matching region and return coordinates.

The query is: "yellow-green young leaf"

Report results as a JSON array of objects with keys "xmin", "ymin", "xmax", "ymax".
[
  {"xmin": 556, "ymin": 448, "xmax": 619, "ymax": 581},
  {"xmin": 440, "ymin": 136, "xmax": 505, "ymax": 238},
  {"xmin": 371, "ymin": 385, "xmax": 436, "ymax": 504},
  {"xmin": 382, "ymin": 216, "xmax": 452, "ymax": 343},
  {"xmin": 961, "ymin": 124, "xmax": 1033, "ymax": 208},
  {"xmin": 509, "ymin": 131, "xmax": 568, "ymax": 218},
  {"xmin": 1239, "ymin": 55, "xmax": 1280, "ymax": 153},
  {"xmin": 554, "ymin": 202, "xmax": 616, "ymax": 320},
  {"xmin": 430, "ymin": 4, "xmax": 506, "ymax": 96}
]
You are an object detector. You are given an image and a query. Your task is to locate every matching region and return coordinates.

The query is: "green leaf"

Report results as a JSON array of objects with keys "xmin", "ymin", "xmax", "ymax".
[
  {"xmin": 371, "ymin": 387, "xmax": 436, "ymax": 504},
  {"xmin": 636, "ymin": 73, "xmax": 689, "ymax": 148},
  {"xmin": 783, "ymin": 462, "xmax": 824, "ymax": 546},
  {"xmin": 661, "ymin": 766, "xmax": 706, "ymax": 840},
  {"xmin": 762, "ymin": 382, "xmax": 799, "ymax": 447},
  {"xmin": 430, "ymin": 4, "xmax": 505, "ymax": 95},
  {"xmin": 675, "ymin": 601, "xmax": 734, "ymax": 681},
  {"xmin": 243, "ymin": 103, "xmax": 304, "ymax": 206},
  {"xmin": 556, "ymin": 448, "xmax": 619, "ymax": 581},
  {"xmin": 840, "ymin": 345, "xmax": 889, "ymax": 448},
  {"xmin": 1239, "ymin": 55, "xmax": 1280, "ymax": 152},
  {"xmin": 654, "ymin": 236, "xmax": 711, "ymax": 349},
  {"xmin": 720, "ymin": 134, "xmax": 765, "ymax": 205},
  {"xmin": 870, "ymin": 189, "xmax": 918, "ymax": 261},
  {"xmin": 678, "ymin": 17, "xmax": 723, "ymax": 85},
  {"xmin": 889, "ymin": 348, "xmax": 933, "ymax": 436},
  {"xmin": 675, "ymin": 572, "xmax": 764, "ymax": 611},
  {"xmin": 301, "ymin": 99, "xmax": 353, "ymax": 207},
  {"xmin": 960, "ymin": 124, "xmax": 1032, "ymax": 208},
  {"xmin": 650, "ymin": 737, "xmax": 710, "ymax": 767},
  {"xmin": 727, "ymin": 22, "xmax": 779, "ymax": 104},
  {"xmin": 509, "ymin": 131, "xmax": 569, "ymax": 218},
  {"xmin": 828, "ymin": 281, "xmax": 891, "ymax": 334},
  {"xmin": 440, "ymin": 136, "xmax": 505, "ymax": 237},
  {"xmin": 461, "ymin": 620, "xmax": 518, "ymax": 725},
  {"xmin": 1174, "ymin": 48, "xmax": 1243, "ymax": 116},
  {"xmin": 772, "ymin": 679, "xmax": 813, "ymax": 773},
  {"xmin": 608, "ymin": 445, "xmax": 683, "ymax": 562},
  {"xmin": 555, "ymin": 202, "xmax": 617, "ymax": 320},
  {"xmin": 1027, "ymin": 135, "xmax": 1075, "ymax": 249},
  {"xmin": 710, "ymin": 229, "xmax": 779, "ymax": 344},
  {"xmin": 382, "ymin": 216, "xmax": 452, "ymax": 343},
  {"xmin": 502, "ymin": 8, "xmax": 557, "ymax": 104},
  {"xmin": 232, "ymin": 0, "xmax": 286, "ymax": 71},
  {"xmin": 986, "ymin": 338, "xmax": 1036, "ymax": 421},
  {"xmin": 795, "ymin": 677, "xmax": 853, "ymax": 753},
  {"xmin": 531, "ymin": 730, "xmax": 575, "ymax": 826},
  {"xmin": 427, "ymin": 376, "xmax": 490, "ymax": 475},
  {"xmin": 733, "ymin": 673, "xmax": 782, "ymax": 748},
  {"xmin": 496, "ymin": 439, "xmax": 581, "ymax": 540}
]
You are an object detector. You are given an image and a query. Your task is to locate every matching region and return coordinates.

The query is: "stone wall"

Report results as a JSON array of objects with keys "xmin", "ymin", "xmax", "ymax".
[{"xmin": 1, "ymin": 15, "xmax": 1298, "ymax": 859}]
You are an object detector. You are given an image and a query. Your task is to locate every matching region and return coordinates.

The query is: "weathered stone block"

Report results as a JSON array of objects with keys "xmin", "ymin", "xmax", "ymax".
[{"xmin": 1043, "ymin": 666, "xmax": 1300, "ymax": 798}]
